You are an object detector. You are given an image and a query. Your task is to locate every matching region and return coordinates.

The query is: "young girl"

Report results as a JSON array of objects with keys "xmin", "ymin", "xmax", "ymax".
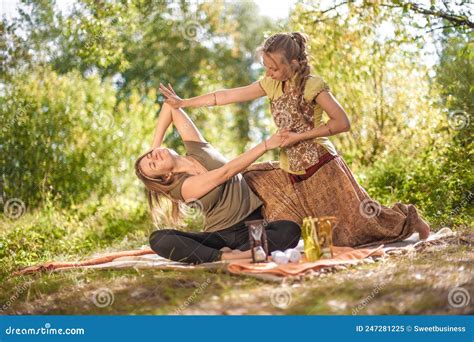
[
  {"xmin": 135, "ymin": 89, "xmax": 300, "ymax": 264},
  {"xmin": 159, "ymin": 32, "xmax": 430, "ymax": 247}
]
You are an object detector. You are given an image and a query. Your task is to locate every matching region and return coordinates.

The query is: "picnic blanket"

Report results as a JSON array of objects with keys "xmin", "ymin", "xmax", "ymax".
[{"xmin": 13, "ymin": 228, "xmax": 454, "ymax": 279}]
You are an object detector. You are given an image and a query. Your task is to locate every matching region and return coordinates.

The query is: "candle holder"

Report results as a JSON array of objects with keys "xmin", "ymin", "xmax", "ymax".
[
  {"xmin": 245, "ymin": 219, "xmax": 269, "ymax": 263},
  {"xmin": 302, "ymin": 216, "xmax": 338, "ymax": 261}
]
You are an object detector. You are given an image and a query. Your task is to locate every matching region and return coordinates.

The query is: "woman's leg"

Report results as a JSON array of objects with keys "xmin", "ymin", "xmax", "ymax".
[
  {"xmin": 264, "ymin": 220, "xmax": 301, "ymax": 251},
  {"xmin": 232, "ymin": 219, "xmax": 301, "ymax": 252},
  {"xmin": 220, "ymin": 220, "xmax": 301, "ymax": 260},
  {"xmin": 149, "ymin": 229, "xmax": 226, "ymax": 264}
]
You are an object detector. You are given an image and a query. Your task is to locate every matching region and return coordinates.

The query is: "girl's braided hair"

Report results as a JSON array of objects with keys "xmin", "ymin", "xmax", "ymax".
[{"xmin": 257, "ymin": 32, "xmax": 311, "ymax": 112}]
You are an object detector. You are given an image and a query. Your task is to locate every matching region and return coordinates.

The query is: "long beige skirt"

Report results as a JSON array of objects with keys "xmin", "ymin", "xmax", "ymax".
[{"xmin": 243, "ymin": 155, "xmax": 430, "ymax": 248}]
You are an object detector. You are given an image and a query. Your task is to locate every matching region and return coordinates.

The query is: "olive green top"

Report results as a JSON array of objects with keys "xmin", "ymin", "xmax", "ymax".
[
  {"xmin": 259, "ymin": 73, "xmax": 338, "ymax": 174},
  {"xmin": 168, "ymin": 141, "xmax": 263, "ymax": 232}
]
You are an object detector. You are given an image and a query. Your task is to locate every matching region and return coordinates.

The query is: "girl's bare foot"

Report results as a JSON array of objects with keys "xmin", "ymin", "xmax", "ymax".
[{"xmin": 409, "ymin": 205, "xmax": 430, "ymax": 240}]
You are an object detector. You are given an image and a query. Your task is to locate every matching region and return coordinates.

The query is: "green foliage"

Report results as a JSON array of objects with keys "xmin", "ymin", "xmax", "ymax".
[
  {"xmin": 0, "ymin": 67, "xmax": 157, "ymax": 207},
  {"xmin": 0, "ymin": 194, "xmax": 151, "ymax": 281}
]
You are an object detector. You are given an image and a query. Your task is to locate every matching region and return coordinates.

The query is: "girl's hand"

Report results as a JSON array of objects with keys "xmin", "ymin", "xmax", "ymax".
[
  {"xmin": 265, "ymin": 128, "xmax": 291, "ymax": 150},
  {"xmin": 159, "ymin": 83, "xmax": 184, "ymax": 108},
  {"xmin": 280, "ymin": 130, "xmax": 303, "ymax": 147}
]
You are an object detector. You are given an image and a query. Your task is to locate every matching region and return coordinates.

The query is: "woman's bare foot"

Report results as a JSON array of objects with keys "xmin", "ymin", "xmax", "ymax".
[
  {"xmin": 410, "ymin": 205, "xmax": 430, "ymax": 240},
  {"xmin": 220, "ymin": 250, "xmax": 252, "ymax": 261}
]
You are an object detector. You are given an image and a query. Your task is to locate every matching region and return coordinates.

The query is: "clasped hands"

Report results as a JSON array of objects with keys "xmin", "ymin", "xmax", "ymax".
[{"xmin": 266, "ymin": 128, "xmax": 303, "ymax": 149}]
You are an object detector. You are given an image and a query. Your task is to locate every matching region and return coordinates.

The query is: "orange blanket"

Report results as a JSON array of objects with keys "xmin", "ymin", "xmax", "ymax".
[{"xmin": 227, "ymin": 246, "xmax": 385, "ymax": 277}]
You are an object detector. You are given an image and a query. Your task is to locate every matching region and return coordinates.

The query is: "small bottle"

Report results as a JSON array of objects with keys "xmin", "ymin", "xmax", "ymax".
[{"xmin": 302, "ymin": 217, "xmax": 321, "ymax": 262}]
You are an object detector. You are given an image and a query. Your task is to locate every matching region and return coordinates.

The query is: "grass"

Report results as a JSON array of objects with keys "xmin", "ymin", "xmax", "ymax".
[{"xmin": 1, "ymin": 195, "xmax": 473, "ymax": 315}]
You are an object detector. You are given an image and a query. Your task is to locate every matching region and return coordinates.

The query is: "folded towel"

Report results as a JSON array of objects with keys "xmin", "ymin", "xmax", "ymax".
[{"xmin": 226, "ymin": 245, "xmax": 385, "ymax": 277}]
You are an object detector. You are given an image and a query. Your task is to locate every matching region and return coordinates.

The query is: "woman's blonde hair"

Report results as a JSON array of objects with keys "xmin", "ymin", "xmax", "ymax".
[
  {"xmin": 134, "ymin": 149, "xmax": 188, "ymax": 225},
  {"xmin": 257, "ymin": 32, "xmax": 311, "ymax": 112}
]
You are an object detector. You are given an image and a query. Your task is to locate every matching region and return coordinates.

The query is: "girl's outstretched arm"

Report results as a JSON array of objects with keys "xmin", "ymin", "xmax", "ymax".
[{"xmin": 159, "ymin": 82, "xmax": 265, "ymax": 109}]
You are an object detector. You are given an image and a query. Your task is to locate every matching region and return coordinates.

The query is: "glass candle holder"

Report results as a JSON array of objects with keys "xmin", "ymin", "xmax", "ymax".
[{"xmin": 302, "ymin": 216, "xmax": 338, "ymax": 261}]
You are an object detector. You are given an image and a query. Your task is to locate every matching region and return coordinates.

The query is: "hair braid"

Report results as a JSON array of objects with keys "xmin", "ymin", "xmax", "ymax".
[{"xmin": 291, "ymin": 32, "xmax": 311, "ymax": 112}]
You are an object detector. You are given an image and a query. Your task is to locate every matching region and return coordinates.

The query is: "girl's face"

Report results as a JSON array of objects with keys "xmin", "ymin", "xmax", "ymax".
[
  {"xmin": 262, "ymin": 52, "xmax": 294, "ymax": 81},
  {"xmin": 139, "ymin": 147, "xmax": 177, "ymax": 178}
]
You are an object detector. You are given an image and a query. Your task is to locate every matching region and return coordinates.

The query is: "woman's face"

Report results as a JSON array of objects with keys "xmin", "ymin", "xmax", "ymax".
[
  {"xmin": 139, "ymin": 147, "xmax": 177, "ymax": 178},
  {"xmin": 262, "ymin": 52, "xmax": 293, "ymax": 81}
]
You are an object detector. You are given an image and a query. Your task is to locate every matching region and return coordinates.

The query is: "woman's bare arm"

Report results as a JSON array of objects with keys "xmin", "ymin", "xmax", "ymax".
[
  {"xmin": 152, "ymin": 85, "xmax": 206, "ymax": 149},
  {"xmin": 160, "ymin": 81, "xmax": 266, "ymax": 109},
  {"xmin": 180, "ymin": 131, "xmax": 285, "ymax": 201}
]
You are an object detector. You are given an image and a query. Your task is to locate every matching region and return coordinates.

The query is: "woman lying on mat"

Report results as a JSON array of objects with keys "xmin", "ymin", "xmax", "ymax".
[{"xmin": 135, "ymin": 84, "xmax": 300, "ymax": 264}]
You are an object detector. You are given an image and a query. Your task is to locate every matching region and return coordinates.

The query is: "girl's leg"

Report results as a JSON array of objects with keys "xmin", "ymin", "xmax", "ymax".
[{"xmin": 149, "ymin": 229, "xmax": 227, "ymax": 264}]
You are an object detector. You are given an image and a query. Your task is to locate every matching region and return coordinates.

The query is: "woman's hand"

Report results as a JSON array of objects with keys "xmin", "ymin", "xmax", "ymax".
[
  {"xmin": 159, "ymin": 83, "xmax": 184, "ymax": 108},
  {"xmin": 279, "ymin": 130, "xmax": 303, "ymax": 147},
  {"xmin": 265, "ymin": 128, "xmax": 291, "ymax": 150}
]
